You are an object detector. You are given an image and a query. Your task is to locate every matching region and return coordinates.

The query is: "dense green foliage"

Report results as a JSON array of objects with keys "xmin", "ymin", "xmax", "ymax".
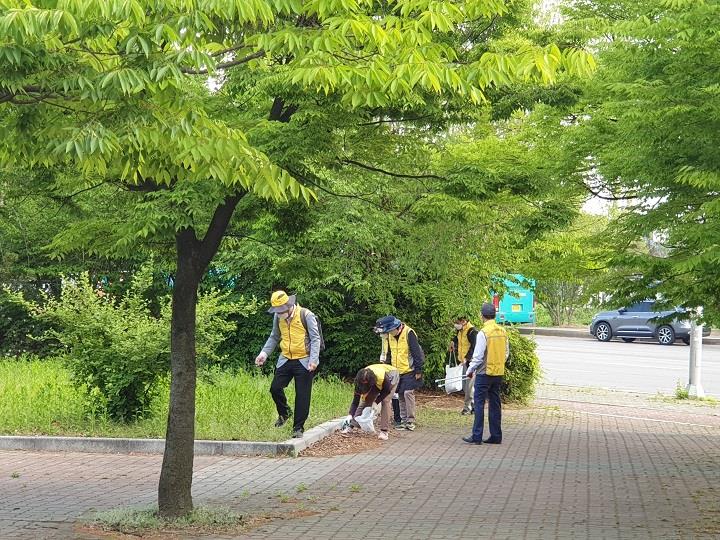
[
  {"xmin": 560, "ymin": 0, "xmax": 720, "ymax": 322},
  {"xmin": 503, "ymin": 328, "xmax": 541, "ymax": 403},
  {"xmin": 31, "ymin": 267, "xmax": 253, "ymax": 420}
]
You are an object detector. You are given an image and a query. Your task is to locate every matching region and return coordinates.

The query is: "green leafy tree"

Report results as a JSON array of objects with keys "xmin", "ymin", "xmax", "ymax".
[
  {"xmin": 521, "ymin": 213, "xmax": 610, "ymax": 326},
  {"xmin": 561, "ymin": 0, "xmax": 720, "ymax": 324},
  {"xmin": 1, "ymin": 0, "xmax": 592, "ymax": 516}
]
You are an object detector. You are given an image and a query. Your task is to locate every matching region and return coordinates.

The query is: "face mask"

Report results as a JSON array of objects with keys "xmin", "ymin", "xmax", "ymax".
[
  {"xmin": 278, "ymin": 307, "xmax": 293, "ymax": 320},
  {"xmin": 380, "ymin": 333, "xmax": 389, "ymax": 338},
  {"xmin": 454, "ymin": 323, "xmax": 463, "ymax": 330}
]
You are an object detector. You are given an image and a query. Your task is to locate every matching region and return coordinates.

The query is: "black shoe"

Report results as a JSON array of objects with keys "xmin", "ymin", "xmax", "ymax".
[
  {"xmin": 291, "ymin": 429, "xmax": 304, "ymax": 438},
  {"xmin": 483, "ymin": 437, "xmax": 502, "ymax": 444},
  {"xmin": 274, "ymin": 415, "xmax": 289, "ymax": 428},
  {"xmin": 462, "ymin": 436, "xmax": 482, "ymax": 445}
]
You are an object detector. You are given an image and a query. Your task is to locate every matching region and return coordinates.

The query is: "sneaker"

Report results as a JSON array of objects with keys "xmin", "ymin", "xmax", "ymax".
[
  {"xmin": 461, "ymin": 408, "xmax": 471, "ymax": 415},
  {"xmin": 274, "ymin": 415, "xmax": 289, "ymax": 428},
  {"xmin": 291, "ymin": 429, "xmax": 304, "ymax": 438},
  {"xmin": 378, "ymin": 431, "xmax": 388, "ymax": 441},
  {"xmin": 394, "ymin": 422, "xmax": 407, "ymax": 430},
  {"xmin": 405, "ymin": 422, "xmax": 416, "ymax": 431},
  {"xmin": 393, "ymin": 420, "xmax": 403, "ymax": 428},
  {"xmin": 340, "ymin": 425, "xmax": 352, "ymax": 434}
]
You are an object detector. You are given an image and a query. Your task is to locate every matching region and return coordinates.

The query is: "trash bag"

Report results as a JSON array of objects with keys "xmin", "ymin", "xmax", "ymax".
[
  {"xmin": 444, "ymin": 351, "xmax": 464, "ymax": 394},
  {"xmin": 355, "ymin": 407, "xmax": 376, "ymax": 433}
]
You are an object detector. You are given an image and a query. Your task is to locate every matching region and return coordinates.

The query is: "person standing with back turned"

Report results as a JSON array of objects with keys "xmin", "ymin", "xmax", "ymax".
[{"xmin": 462, "ymin": 302, "xmax": 509, "ymax": 445}]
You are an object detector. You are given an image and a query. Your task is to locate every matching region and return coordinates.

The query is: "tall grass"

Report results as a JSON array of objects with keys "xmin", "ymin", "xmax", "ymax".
[{"xmin": 0, "ymin": 357, "xmax": 350, "ymax": 442}]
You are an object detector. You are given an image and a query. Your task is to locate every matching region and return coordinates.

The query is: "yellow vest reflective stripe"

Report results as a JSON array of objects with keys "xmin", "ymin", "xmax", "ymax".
[
  {"xmin": 457, "ymin": 322, "xmax": 476, "ymax": 360},
  {"xmin": 367, "ymin": 364, "xmax": 396, "ymax": 390},
  {"xmin": 382, "ymin": 324, "xmax": 414, "ymax": 374},
  {"xmin": 279, "ymin": 305, "xmax": 308, "ymax": 359},
  {"xmin": 482, "ymin": 320, "xmax": 508, "ymax": 376}
]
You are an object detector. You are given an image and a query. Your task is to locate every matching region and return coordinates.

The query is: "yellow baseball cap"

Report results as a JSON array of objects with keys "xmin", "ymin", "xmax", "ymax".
[{"xmin": 268, "ymin": 290, "xmax": 297, "ymax": 313}]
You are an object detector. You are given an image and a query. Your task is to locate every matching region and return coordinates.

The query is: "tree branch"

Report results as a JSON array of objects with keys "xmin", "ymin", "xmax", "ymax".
[
  {"xmin": 286, "ymin": 167, "xmax": 392, "ymax": 214},
  {"xmin": 358, "ymin": 114, "xmax": 434, "ymax": 126},
  {"xmin": 181, "ymin": 50, "xmax": 265, "ymax": 75},
  {"xmin": 341, "ymin": 159, "xmax": 445, "ymax": 181},
  {"xmin": 197, "ymin": 191, "xmax": 247, "ymax": 269}
]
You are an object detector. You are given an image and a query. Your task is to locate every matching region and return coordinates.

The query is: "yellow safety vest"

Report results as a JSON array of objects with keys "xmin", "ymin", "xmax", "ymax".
[
  {"xmin": 278, "ymin": 305, "xmax": 308, "ymax": 359},
  {"xmin": 382, "ymin": 324, "xmax": 415, "ymax": 375},
  {"xmin": 482, "ymin": 320, "xmax": 508, "ymax": 376},
  {"xmin": 366, "ymin": 364, "xmax": 396, "ymax": 390},
  {"xmin": 457, "ymin": 322, "xmax": 476, "ymax": 361}
]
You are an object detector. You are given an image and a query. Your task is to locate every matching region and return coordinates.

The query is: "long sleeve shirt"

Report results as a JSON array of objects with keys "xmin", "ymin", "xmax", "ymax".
[
  {"xmin": 260, "ymin": 308, "xmax": 321, "ymax": 370},
  {"xmin": 466, "ymin": 328, "xmax": 509, "ymax": 376}
]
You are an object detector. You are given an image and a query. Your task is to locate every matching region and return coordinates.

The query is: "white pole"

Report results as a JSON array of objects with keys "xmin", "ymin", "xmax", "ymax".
[{"xmin": 687, "ymin": 307, "xmax": 705, "ymax": 398}]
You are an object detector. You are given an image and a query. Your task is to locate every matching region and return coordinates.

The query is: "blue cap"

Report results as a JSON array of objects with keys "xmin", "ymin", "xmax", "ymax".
[{"xmin": 374, "ymin": 315, "xmax": 401, "ymax": 333}]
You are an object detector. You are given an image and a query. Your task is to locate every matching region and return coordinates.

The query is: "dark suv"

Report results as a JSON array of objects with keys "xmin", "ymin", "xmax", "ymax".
[{"xmin": 589, "ymin": 301, "xmax": 710, "ymax": 345}]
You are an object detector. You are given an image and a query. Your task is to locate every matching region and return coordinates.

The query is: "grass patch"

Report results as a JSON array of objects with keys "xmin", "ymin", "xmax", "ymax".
[
  {"xmin": 90, "ymin": 506, "xmax": 243, "ymax": 535},
  {"xmin": 675, "ymin": 380, "xmax": 690, "ymax": 400},
  {"xmin": 0, "ymin": 356, "xmax": 350, "ymax": 441}
]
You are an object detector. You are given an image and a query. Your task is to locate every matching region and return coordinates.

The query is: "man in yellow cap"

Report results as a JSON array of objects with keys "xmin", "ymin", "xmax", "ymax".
[{"xmin": 255, "ymin": 290, "xmax": 321, "ymax": 438}]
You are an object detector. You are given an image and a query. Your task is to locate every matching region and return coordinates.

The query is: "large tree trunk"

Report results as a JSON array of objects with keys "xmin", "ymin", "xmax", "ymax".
[
  {"xmin": 158, "ymin": 228, "xmax": 202, "ymax": 517},
  {"xmin": 157, "ymin": 193, "xmax": 244, "ymax": 518}
]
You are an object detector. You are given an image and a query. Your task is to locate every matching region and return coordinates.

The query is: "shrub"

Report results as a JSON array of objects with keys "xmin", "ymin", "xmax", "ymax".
[
  {"xmin": 37, "ymin": 270, "xmax": 169, "ymax": 421},
  {"xmin": 0, "ymin": 287, "xmax": 54, "ymax": 356},
  {"xmin": 34, "ymin": 265, "xmax": 253, "ymax": 421},
  {"xmin": 503, "ymin": 329, "xmax": 541, "ymax": 404}
]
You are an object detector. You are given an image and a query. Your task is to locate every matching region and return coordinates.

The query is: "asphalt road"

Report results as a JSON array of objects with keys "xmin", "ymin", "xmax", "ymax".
[{"xmin": 534, "ymin": 335, "xmax": 720, "ymax": 397}]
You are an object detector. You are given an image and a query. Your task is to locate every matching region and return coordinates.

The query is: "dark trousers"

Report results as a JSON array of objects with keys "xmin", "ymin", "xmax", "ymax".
[
  {"xmin": 471, "ymin": 374, "xmax": 503, "ymax": 442},
  {"xmin": 270, "ymin": 360, "xmax": 315, "ymax": 431}
]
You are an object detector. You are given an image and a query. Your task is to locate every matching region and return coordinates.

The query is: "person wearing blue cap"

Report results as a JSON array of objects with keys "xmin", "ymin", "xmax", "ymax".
[
  {"xmin": 255, "ymin": 290, "xmax": 321, "ymax": 439},
  {"xmin": 462, "ymin": 302, "xmax": 509, "ymax": 445},
  {"xmin": 374, "ymin": 315, "xmax": 425, "ymax": 430}
]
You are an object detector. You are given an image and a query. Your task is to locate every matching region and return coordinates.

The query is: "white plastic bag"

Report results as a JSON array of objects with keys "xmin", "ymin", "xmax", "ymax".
[
  {"xmin": 444, "ymin": 363, "xmax": 464, "ymax": 394},
  {"xmin": 355, "ymin": 407, "xmax": 376, "ymax": 433},
  {"xmin": 442, "ymin": 350, "xmax": 464, "ymax": 394}
]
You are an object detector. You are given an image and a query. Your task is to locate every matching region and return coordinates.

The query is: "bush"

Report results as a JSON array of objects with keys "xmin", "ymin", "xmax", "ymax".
[
  {"xmin": 0, "ymin": 287, "xmax": 53, "ymax": 356},
  {"xmin": 37, "ymin": 270, "xmax": 169, "ymax": 421},
  {"xmin": 33, "ymin": 266, "xmax": 253, "ymax": 421},
  {"xmin": 503, "ymin": 329, "xmax": 541, "ymax": 404}
]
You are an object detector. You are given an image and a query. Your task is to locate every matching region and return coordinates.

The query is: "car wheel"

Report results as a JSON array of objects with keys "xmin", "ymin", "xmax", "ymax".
[
  {"xmin": 621, "ymin": 338, "xmax": 636, "ymax": 343},
  {"xmin": 682, "ymin": 337, "xmax": 690, "ymax": 345},
  {"xmin": 657, "ymin": 325, "xmax": 675, "ymax": 345},
  {"xmin": 595, "ymin": 322, "xmax": 612, "ymax": 342}
]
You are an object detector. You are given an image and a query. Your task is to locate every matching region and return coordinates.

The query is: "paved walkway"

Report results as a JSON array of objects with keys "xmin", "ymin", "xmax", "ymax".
[{"xmin": 2, "ymin": 386, "xmax": 720, "ymax": 539}]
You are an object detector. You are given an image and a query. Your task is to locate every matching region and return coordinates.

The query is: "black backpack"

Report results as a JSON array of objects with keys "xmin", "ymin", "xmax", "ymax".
[{"xmin": 300, "ymin": 308, "xmax": 326, "ymax": 352}]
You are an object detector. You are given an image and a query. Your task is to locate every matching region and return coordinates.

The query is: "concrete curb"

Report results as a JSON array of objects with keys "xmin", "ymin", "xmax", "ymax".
[
  {"xmin": 517, "ymin": 326, "xmax": 720, "ymax": 345},
  {"xmin": 0, "ymin": 417, "xmax": 344, "ymax": 458}
]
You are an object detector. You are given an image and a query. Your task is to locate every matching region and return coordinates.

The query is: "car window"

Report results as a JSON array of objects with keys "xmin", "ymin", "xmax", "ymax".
[
  {"xmin": 640, "ymin": 301, "xmax": 655, "ymax": 312},
  {"xmin": 625, "ymin": 303, "xmax": 645, "ymax": 313}
]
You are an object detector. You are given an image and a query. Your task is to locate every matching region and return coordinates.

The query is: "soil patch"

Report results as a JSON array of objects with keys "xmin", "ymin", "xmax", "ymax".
[{"xmin": 300, "ymin": 430, "xmax": 383, "ymax": 457}]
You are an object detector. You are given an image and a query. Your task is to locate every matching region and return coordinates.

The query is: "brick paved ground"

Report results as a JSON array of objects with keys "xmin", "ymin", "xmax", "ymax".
[{"xmin": 1, "ymin": 386, "xmax": 719, "ymax": 539}]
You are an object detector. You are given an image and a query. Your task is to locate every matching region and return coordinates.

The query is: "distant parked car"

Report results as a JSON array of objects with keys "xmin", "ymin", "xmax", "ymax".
[{"xmin": 589, "ymin": 301, "xmax": 711, "ymax": 345}]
